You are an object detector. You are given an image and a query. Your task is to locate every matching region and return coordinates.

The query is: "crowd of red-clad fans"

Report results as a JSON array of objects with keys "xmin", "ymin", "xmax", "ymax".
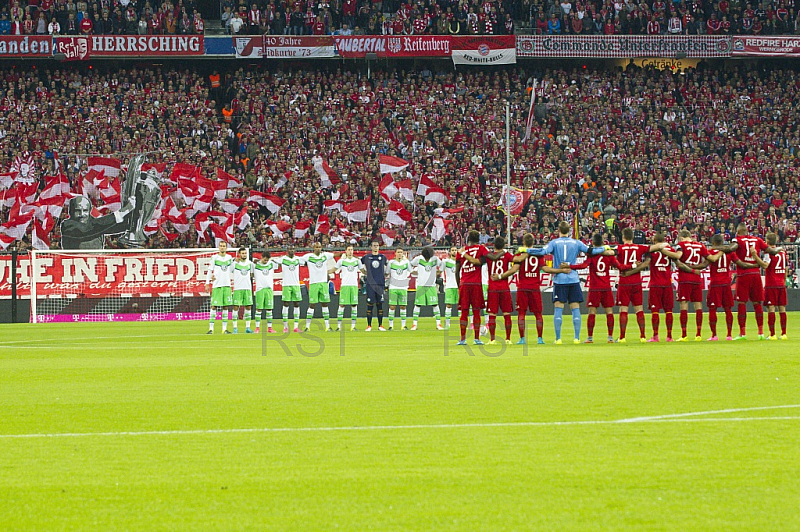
[
  {"xmin": 1, "ymin": 62, "xmax": 799, "ymax": 254},
  {"xmin": 2, "ymin": 0, "xmax": 798, "ymax": 37}
]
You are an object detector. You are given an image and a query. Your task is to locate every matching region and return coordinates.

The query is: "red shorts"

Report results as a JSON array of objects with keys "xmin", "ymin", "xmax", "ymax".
[
  {"xmin": 736, "ymin": 275, "xmax": 764, "ymax": 303},
  {"xmin": 763, "ymin": 286, "xmax": 787, "ymax": 307},
  {"xmin": 677, "ymin": 282, "xmax": 703, "ymax": 303},
  {"xmin": 648, "ymin": 286, "xmax": 674, "ymax": 312},
  {"xmin": 706, "ymin": 285, "xmax": 734, "ymax": 309},
  {"xmin": 459, "ymin": 284, "xmax": 484, "ymax": 312},
  {"xmin": 616, "ymin": 284, "xmax": 643, "ymax": 307},
  {"xmin": 487, "ymin": 290, "xmax": 513, "ymax": 314},
  {"xmin": 516, "ymin": 289, "xmax": 542, "ymax": 315},
  {"xmin": 587, "ymin": 289, "xmax": 614, "ymax": 309}
]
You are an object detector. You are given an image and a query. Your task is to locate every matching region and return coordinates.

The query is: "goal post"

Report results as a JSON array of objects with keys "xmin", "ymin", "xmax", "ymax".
[{"xmin": 29, "ymin": 248, "xmax": 229, "ymax": 324}]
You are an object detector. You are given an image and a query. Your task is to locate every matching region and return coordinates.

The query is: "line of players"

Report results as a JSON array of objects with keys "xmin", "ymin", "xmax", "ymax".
[
  {"xmin": 204, "ymin": 221, "xmax": 789, "ymax": 343},
  {"xmin": 203, "ymin": 240, "xmax": 465, "ymax": 334}
]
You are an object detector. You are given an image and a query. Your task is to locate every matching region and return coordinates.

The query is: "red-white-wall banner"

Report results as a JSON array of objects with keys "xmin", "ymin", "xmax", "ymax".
[
  {"xmin": 55, "ymin": 37, "xmax": 90, "ymax": 61},
  {"xmin": 732, "ymin": 36, "xmax": 800, "ymax": 56},
  {"xmin": 451, "ymin": 35, "xmax": 516, "ymax": 65},
  {"xmin": 0, "ymin": 36, "xmax": 53, "ymax": 57},
  {"xmin": 87, "ymin": 35, "xmax": 203, "ymax": 56},
  {"xmin": 263, "ymin": 35, "xmax": 335, "ymax": 58}
]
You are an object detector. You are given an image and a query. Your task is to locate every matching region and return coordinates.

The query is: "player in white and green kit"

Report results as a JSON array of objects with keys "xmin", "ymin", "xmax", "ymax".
[
  {"xmin": 231, "ymin": 247, "xmax": 255, "ymax": 334},
  {"xmin": 387, "ymin": 248, "xmax": 412, "ymax": 330},
  {"xmin": 301, "ymin": 242, "xmax": 337, "ymax": 332},
  {"xmin": 205, "ymin": 241, "xmax": 234, "ymax": 334},
  {"xmin": 276, "ymin": 246, "xmax": 302, "ymax": 332},
  {"xmin": 442, "ymin": 246, "xmax": 460, "ymax": 330},
  {"xmin": 253, "ymin": 251, "xmax": 278, "ymax": 333},
  {"xmin": 335, "ymin": 244, "xmax": 361, "ymax": 331},
  {"xmin": 410, "ymin": 246, "xmax": 443, "ymax": 330}
]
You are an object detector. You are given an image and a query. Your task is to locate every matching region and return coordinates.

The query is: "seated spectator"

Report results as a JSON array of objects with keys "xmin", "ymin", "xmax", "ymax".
[{"xmin": 547, "ymin": 13, "xmax": 561, "ymax": 33}]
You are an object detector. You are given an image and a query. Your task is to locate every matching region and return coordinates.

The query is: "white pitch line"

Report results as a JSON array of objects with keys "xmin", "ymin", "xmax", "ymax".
[{"xmin": 1, "ymin": 406, "xmax": 799, "ymax": 440}]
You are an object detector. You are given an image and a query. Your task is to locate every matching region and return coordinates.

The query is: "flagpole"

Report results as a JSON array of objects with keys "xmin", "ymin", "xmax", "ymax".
[{"xmin": 505, "ymin": 101, "xmax": 511, "ymax": 247}]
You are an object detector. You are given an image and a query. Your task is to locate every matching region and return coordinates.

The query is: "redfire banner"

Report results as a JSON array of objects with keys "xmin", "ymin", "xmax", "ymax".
[
  {"xmin": 731, "ymin": 36, "xmax": 800, "ymax": 56},
  {"xmin": 0, "ymin": 36, "xmax": 53, "ymax": 57},
  {"xmin": 333, "ymin": 35, "xmax": 451, "ymax": 58},
  {"xmin": 451, "ymin": 35, "xmax": 516, "ymax": 65},
  {"xmin": 55, "ymin": 37, "xmax": 90, "ymax": 61},
  {"xmin": 262, "ymin": 35, "xmax": 335, "ymax": 58}
]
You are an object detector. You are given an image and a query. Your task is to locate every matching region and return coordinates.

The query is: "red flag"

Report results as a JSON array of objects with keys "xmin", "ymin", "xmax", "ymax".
[
  {"xmin": 312, "ymin": 156, "xmax": 340, "ymax": 188},
  {"xmin": 424, "ymin": 186, "xmax": 450, "ymax": 205},
  {"xmin": 386, "ymin": 200, "xmax": 413, "ymax": 226},
  {"xmin": 344, "ymin": 197, "xmax": 371, "ymax": 223},
  {"xmin": 416, "ymin": 175, "xmax": 436, "ymax": 197},
  {"xmin": 498, "ymin": 186, "xmax": 533, "ymax": 215},
  {"xmin": 31, "ymin": 214, "xmax": 56, "ymax": 250},
  {"xmin": 315, "ymin": 215, "xmax": 331, "ymax": 235},
  {"xmin": 323, "ymin": 199, "xmax": 345, "ymax": 213},
  {"xmin": 87, "ymin": 156, "xmax": 121, "ymax": 179},
  {"xmin": 434, "ymin": 206, "xmax": 465, "ymax": 218},
  {"xmin": 430, "ymin": 217, "xmax": 452, "ymax": 242},
  {"xmin": 219, "ymin": 197, "xmax": 247, "ymax": 214},
  {"xmin": 294, "ymin": 220, "xmax": 312, "ymax": 239},
  {"xmin": 379, "ymin": 155, "xmax": 409, "ymax": 174},
  {"xmin": 235, "ymin": 209, "xmax": 251, "ymax": 230},
  {"xmin": 216, "ymin": 167, "xmax": 242, "ymax": 189},
  {"xmin": 267, "ymin": 220, "xmax": 292, "ymax": 238},
  {"xmin": 248, "ymin": 191, "xmax": 285, "ymax": 213},
  {"xmin": 396, "ymin": 179, "xmax": 414, "ymax": 202},
  {"xmin": 379, "ymin": 226, "xmax": 396, "ymax": 246},
  {"xmin": 378, "ymin": 174, "xmax": 398, "ymax": 202}
]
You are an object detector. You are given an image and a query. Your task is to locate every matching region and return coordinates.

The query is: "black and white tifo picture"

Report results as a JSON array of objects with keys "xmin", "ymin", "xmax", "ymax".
[{"xmin": 61, "ymin": 155, "xmax": 161, "ymax": 250}]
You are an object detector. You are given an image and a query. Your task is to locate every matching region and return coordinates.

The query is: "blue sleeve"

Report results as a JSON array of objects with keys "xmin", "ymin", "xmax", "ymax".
[
  {"xmin": 526, "ymin": 247, "xmax": 547, "ymax": 256},
  {"xmin": 590, "ymin": 246, "xmax": 607, "ymax": 256},
  {"xmin": 576, "ymin": 241, "xmax": 590, "ymax": 253}
]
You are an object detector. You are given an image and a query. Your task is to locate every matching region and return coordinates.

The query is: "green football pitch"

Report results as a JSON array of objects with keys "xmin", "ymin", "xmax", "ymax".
[{"xmin": 1, "ymin": 314, "xmax": 799, "ymax": 531}]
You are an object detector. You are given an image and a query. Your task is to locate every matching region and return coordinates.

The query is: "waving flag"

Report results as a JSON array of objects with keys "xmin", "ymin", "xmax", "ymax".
[
  {"xmin": 434, "ymin": 206, "xmax": 465, "ymax": 218},
  {"xmin": 430, "ymin": 217, "xmax": 452, "ymax": 242},
  {"xmin": 497, "ymin": 186, "xmax": 533, "ymax": 215},
  {"xmin": 378, "ymin": 174, "xmax": 398, "ymax": 203},
  {"xmin": 0, "ymin": 232, "xmax": 15, "ymax": 250},
  {"xmin": 0, "ymin": 171, "xmax": 17, "ymax": 189},
  {"xmin": 386, "ymin": 200, "xmax": 413, "ymax": 226},
  {"xmin": 31, "ymin": 214, "xmax": 55, "ymax": 251},
  {"xmin": 0, "ymin": 209, "xmax": 35, "ymax": 240},
  {"xmin": 219, "ymin": 197, "xmax": 247, "ymax": 214},
  {"xmin": 416, "ymin": 175, "xmax": 436, "ymax": 197},
  {"xmin": 294, "ymin": 220, "xmax": 312, "ymax": 239},
  {"xmin": 267, "ymin": 220, "xmax": 292, "ymax": 239},
  {"xmin": 87, "ymin": 156, "xmax": 121, "ymax": 179},
  {"xmin": 424, "ymin": 186, "xmax": 450, "ymax": 205},
  {"xmin": 379, "ymin": 155, "xmax": 409, "ymax": 174},
  {"xmin": 234, "ymin": 209, "xmax": 251, "ymax": 231},
  {"xmin": 11, "ymin": 154, "xmax": 37, "ymax": 184},
  {"xmin": 379, "ymin": 227, "xmax": 396, "ymax": 246},
  {"xmin": 523, "ymin": 78, "xmax": 538, "ymax": 144},
  {"xmin": 323, "ymin": 199, "xmax": 344, "ymax": 213},
  {"xmin": 344, "ymin": 197, "xmax": 371, "ymax": 223},
  {"xmin": 313, "ymin": 156, "xmax": 341, "ymax": 188},
  {"xmin": 335, "ymin": 218, "xmax": 361, "ymax": 240},
  {"xmin": 396, "ymin": 179, "xmax": 414, "ymax": 202},
  {"xmin": 315, "ymin": 215, "xmax": 331, "ymax": 235},
  {"xmin": 216, "ymin": 167, "xmax": 242, "ymax": 189},
  {"xmin": 248, "ymin": 191, "xmax": 285, "ymax": 213}
]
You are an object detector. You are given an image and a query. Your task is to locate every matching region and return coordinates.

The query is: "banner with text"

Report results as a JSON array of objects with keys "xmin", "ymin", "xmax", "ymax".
[
  {"xmin": 63, "ymin": 35, "xmax": 205, "ymax": 56},
  {"xmin": 262, "ymin": 35, "xmax": 335, "ymax": 58},
  {"xmin": 233, "ymin": 36, "xmax": 263, "ymax": 58},
  {"xmin": 56, "ymin": 37, "xmax": 90, "ymax": 61},
  {"xmin": 333, "ymin": 35, "xmax": 451, "ymax": 58},
  {"xmin": 516, "ymin": 34, "xmax": 731, "ymax": 58},
  {"xmin": 0, "ymin": 36, "xmax": 53, "ymax": 58},
  {"xmin": 732, "ymin": 36, "xmax": 800, "ymax": 56},
  {"xmin": 452, "ymin": 36, "xmax": 516, "ymax": 65}
]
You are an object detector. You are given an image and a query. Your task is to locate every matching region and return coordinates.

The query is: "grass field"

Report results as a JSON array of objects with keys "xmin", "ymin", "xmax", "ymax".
[{"xmin": 1, "ymin": 313, "xmax": 799, "ymax": 531}]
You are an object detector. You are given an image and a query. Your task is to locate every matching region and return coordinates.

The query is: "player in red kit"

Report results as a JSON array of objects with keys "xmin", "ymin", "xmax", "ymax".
[
  {"xmin": 456, "ymin": 230, "xmax": 489, "ymax": 346},
  {"xmin": 485, "ymin": 237, "xmax": 515, "ymax": 344},
  {"xmin": 644, "ymin": 233, "xmax": 687, "ymax": 342},
  {"xmin": 570, "ymin": 233, "xmax": 626, "ymax": 343},
  {"xmin": 751, "ymin": 233, "xmax": 788, "ymax": 340},
  {"xmin": 496, "ymin": 233, "xmax": 569, "ymax": 345},
  {"xmin": 733, "ymin": 223, "xmax": 770, "ymax": 340},
  {"xmin": 615, "ymin": 227, "xmax": 669, "ymax": 343},
  {"xmin": 675, "ymin": 229, "xmax": 711, "ymax": 341}
]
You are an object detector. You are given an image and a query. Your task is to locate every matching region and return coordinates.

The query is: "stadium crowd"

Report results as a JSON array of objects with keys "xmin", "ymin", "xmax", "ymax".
[
  {"xmin": 1, "ymin": 62, "xmax": 800, "ymax": 253},
  {"xmin": 0, "ymin": 0, "xmax": 798, "ymax": 36}
]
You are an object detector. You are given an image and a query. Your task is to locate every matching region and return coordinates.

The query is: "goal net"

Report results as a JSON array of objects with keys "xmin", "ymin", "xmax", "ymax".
[{"xmin": 29, "ymin": 249, "xmax": 223, "ymax": 323}]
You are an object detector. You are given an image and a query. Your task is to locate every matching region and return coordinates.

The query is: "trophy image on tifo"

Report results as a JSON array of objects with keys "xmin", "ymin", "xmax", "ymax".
[{"xmin": 118, "ymin": 154, "xmax": 163, "ymax": 248}]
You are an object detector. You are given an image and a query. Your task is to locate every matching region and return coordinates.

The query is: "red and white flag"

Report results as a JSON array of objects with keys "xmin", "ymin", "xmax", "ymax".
[
  {"xmin": 386, "ymin": 200, "xmax": 413, "ymax": 226},
  {"xmin": 267, "ymin": 220, "xmax": 292, "ymax": 239},
  {"xmin": 0, "ymin": 232, "xmax": 15, "ymax": 250},
  {"xmin": 379, "ymin": 227, "xmax": 396, "ymax": 247},
  {"xmin": 335, "ymin": 218, "xmax": 361, "ymax": 240},
  {"xmin": 170, "ymin": 162, "xmax": 200, "ymax": 184},
  {"xmin": 315, "ymin": 215, "xmax": 331, "ymax": 235},
  {"xmin": 219, "ymin": 197, "xmax": 247, "ymax": 214},
  {"xmin": 234, "ymin": 209, "xmax": 251, "ymax": 230},
  {"xmin": 216, "ymin": 167, "xmax": 242, "ymax": 189},
  {"xmin": 396, "ymin": 179, "xmax": 414, "ymax": 202},
  {"xmin": 416, "ymin": 175, "xmax": 436, "ymax": 197},
  {"xmin": 142, "ymin": 162, "xmax": 167, "ymax": 180},
  {"xmin": 313, "ymin": 156, "xmax": 341, "ymax": 188},
  {"xmin": 31, "ymin": 214, "xmax": 56, "ymax": 250},
  {"xmin": 87, "ymin": 156, "xmax": 121, "ymax": 179},
  {"xmin": 40, "ymin": 174, "xmax": 72, "ymax": 200},
  {"xmin": 378, "ymin": 174, "xmax": 398, "ymax": 202},
  {"xmin": 344, "ymin": 197, "xmax": 371, "ymax": 223},
  {"xmin": 379, "ymin": 154, "xmax": 409, "ymax": 174},
  {"xmin": 434, "ymin": 206, "xmax": 465, "ymax": 218},
  {"xmin": 0, "ymin": 171, "xmax": 18, "ymax": 189},
  {"xmin": 10, "ymin": 153, "xmax": 37, "ymax": 184},
  {"xmin": 248, "ymin": 191, "xmax": 285, "ymax": 213},
  {"xmin": 323, "ymin": 199, "xmax": 345, "ymax": 213},
  {"xmin": 430, "ymin": 217, "xmax": 452, "ymax": 242},
  {"xmin": 424, "ymin": 186, "xmax": 450, "ymax": 205},
  {"xmin": 294, "ymin": 220, "xmax": 312, "ymax": 239},
  {"xmin": 497, "ymin": 185, "xmax": 533, "ymax": 215},
  {"xmin": 0, "ymin": 209, "xmax": 35, "ymax": 240},
  {"xmin": 160, "ymin": 227, "xmax": 181, "ymax": 242}
]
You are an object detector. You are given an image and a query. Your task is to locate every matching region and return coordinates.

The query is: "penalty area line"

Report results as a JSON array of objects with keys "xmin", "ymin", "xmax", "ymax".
[{"xmin": 2, "ymin": 405, "xmax": 800, "ymax": 439}]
